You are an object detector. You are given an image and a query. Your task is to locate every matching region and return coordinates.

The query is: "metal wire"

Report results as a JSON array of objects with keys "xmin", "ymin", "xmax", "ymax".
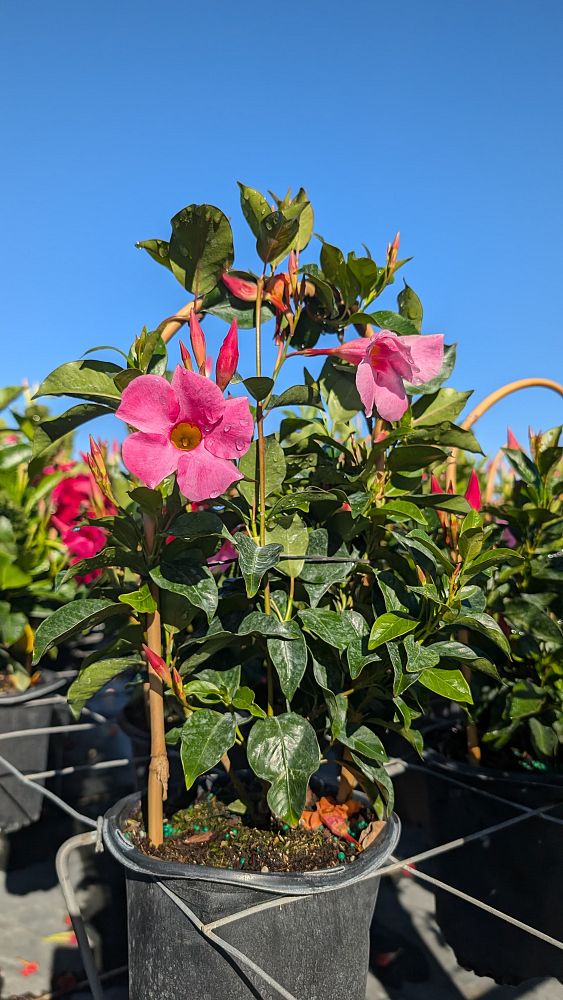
[
  {"xmin": 56, "ymin": 831, "xmax": 105, "ymax": 1000},
  {"xmin": 0, "ymin": 751, "xmax": 98, "ymax": 828}
]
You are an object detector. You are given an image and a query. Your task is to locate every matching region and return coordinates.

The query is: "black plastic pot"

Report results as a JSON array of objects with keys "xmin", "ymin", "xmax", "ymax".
[
  {"xmin": 0, "ymin": 668, "xmax": 67, "ymax": 832},
  {"xmin": 425, "ymin": 750, "xmax": 563, "ymax": 985},
  {"xmin": 104, "ymin": 789, "xmax": 400, "ymax": 1000}
]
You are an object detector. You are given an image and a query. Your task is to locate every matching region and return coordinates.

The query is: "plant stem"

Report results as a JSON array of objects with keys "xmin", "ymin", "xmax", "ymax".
[
  {"xmin": 143, "ymin": 512, "xmax": 168, "ymax": 846},
  {"xmin": 285, "ymin": 575, "xmax": 295, "ymax": 621},
  {"xmin": 254, "ymin": 276, "xmax": 275, "ymax": 714}
]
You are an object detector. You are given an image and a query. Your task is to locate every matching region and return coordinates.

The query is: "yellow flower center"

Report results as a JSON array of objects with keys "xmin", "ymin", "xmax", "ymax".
[{"xmin": 170, "ymin": 422, "xmax": 202, "ymax": 451}]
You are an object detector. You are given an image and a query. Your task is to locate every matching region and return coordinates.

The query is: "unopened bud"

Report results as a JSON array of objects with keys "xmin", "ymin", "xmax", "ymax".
[
  {"xmin": 215, "ymin": 319, "xmax": 239, "ymax": 392},
  {"xmin": 179, "ymin": 340, "xmax": 193, "ymax": 371},
  {"xmin": 222, "ymin": 272, "xmax": 258, "ymax": 302},
  {"xmin": 142, "ymin": 644, "xmax": 172, "ymax": 687},
  {"xmin": 189, "ymin": 311, "xmax": 207, "ymax": 374}
]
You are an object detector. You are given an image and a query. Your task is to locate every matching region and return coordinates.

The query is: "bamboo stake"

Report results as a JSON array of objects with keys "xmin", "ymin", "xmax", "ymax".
[{"xmin": 143, "ymin": 513, "xmax": 168, "ymax": 846}]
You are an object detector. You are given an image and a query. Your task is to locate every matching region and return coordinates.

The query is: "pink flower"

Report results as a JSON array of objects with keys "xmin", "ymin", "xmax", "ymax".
[
  {"xmin": 464, "ymin": 470, "xmax": 482, "ymax": 512},
  {"xmin": 222, "ymin": 272, "xmax": 258, "ymax": 301},
  {"xmin": 216, "ymin": 320, "xmax": 239, "ymax": 391},
  {"xmin": 207, "ymin": 538, "xmax": 238, "ymax": 573},
  {"xmin": 293, "ymin": 330, "xmax": 444, "ymax": 422},
  {"xmin": 51, "ymin": 474, "xmax": 95, "ymax": 533},
  {"xmin": 115, "ymin": 367, "xmax": 254, "ymax": 504},
  {"xmin": 63, "ymin": 524, "xmax": 107, "ymax": 583},
  {"xmin": 142, "ymin": 644, "xmax": 172, "ymax": 686}
]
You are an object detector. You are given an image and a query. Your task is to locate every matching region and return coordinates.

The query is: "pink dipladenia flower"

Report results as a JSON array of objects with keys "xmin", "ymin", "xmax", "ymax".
[
  {"xmin": 293, "ymin": 330, "xmax": 444, "ymax": 422},
  {"xmin": 464, "ymin": 469, "xmax": 482, "ymax": 512},
  {"xmin": 116, "ymin": 367, "xmax": 254, "ymax": 503},
  {"xmin": 63, "ymin": 524, "xmax": 107, "ymax": 583}
]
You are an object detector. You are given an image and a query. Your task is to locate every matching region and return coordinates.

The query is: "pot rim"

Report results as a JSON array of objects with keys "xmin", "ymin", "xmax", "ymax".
[
  {"xmin": 0, "ymin": 667, "xmax": 67, "ymax": 706},
  {"xmin": 103, "ymin": 790, "xmax": 401, "ymax": 896}
]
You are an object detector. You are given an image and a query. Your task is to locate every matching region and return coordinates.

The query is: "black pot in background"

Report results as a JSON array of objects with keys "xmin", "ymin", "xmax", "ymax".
[
  {"xmin": 104, "ymin": 788, "xmax": 400, "ymax": 1000},
  {"xmin": 0, "ymin": 668, "xmax": 66, "ymax": 833},
  {"xmin": 117, "ymin": 707, "xmax": 187, "ymax": 809},
  {"xmin": 425, "ymin": 749, "xmax": 563, "ymax": 985}
]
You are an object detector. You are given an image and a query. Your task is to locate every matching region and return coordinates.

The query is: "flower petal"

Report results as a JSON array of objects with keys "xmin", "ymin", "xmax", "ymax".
[
  {"xmin": 401, "ymin": 334, "xmax": 444, "ymax": 386},
  {"xmin": 176, "ymin": 446, "xmax": 242, "ymax": 504},
  {"xmin": 355, "ymin": 361, "xmax": 377, "ymax": 417},
  {"xmin": 122, "ymin": 432, "xmax": 178, "ymax": 489},
  {"xmin": 205, "ymin": 397, "xmax": 254, "ymax": 460},
  {"xmin": 116, "ymin": 375, "xmax": 179, "ymax": 434},
  {"xmin": 372, "ymin": 366, "xmax": 408, "ymax": 421},
  {"xmin": 171, "ymin": 365, "xmax": 225, "ymax": 430}
]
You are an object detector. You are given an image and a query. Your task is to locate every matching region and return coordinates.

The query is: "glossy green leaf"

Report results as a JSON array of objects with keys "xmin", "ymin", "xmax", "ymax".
[
  {"xmin": 136, "ymin": 239, "xmax": 172, "ymax": 269},
  {"xmin": 368, "ymin": 612, "xmax": 417, "ymax": 650},
  {"xmin": 397, "ymin": 282, "xmax": 423, "ymax": 332},
  {"xmin": 151, "ymin": 558, "xmax": 218, "ymax": 623},
  {"xmin": 413, "ymin": 389, "xmax": 473, "ymax": 426},
  {"xmin": 388, "ymin": 445, "xmax": 448, "ymax": 471},
  {"xmin": 266, "ymin": 515, "xmax": 309, "ymax": 578},
  {"xmin": 461, "ymin": 547, "xmax": 524, "ymax": 583},
  {"xmin": 33, "ymin": 600, "xmax": 130, "ymax": 664},
  {"xmin": 418, "ymin": 667, "xmax": 473, "ymax": 703},
  {"xmin": 267, "ymin": 623, "xmax": 308, "ymax": 701},
  {"xmin": 169, "ymin": 510, "xmax": 225, "ymax": 540},
  {"xmin": 299, "ymin": 608, "xmax": 358, "ymax": 651},
  {"xmin": 36, "ymin": 360, "xmax": 123, "ymax": 405},
  {"xmin": 238, "ymin": 182, "xmax": 271, "ymax": 238},
  {"xmin": 238, "ymin": 435, "xmax": 286, "ymax": 505},
  {"xmin": 339, "ymin": 725, "xmax": 386, "ymax": 762},
  {"xmin": 529, "ymin": 717, "xmax": 558, "ymax": 758},
  {"xmin": 243, "ymin": 376, "xmax": 274, "ymax": 402},
  {"xmin": 455, "ymin": 611, "xmax": 511, "ymax": 654},
  {"xmin": 180, "ymin": 710, "xmax": 237, "ymax": 788},
  {"xmin": 68, "ymin": 655, "xmax": 142, "ymax": 718},
  {"xmin": 234, "ymin": 534, "xmax": 283, "ymax": 597},
  {"xmin": 247, "ymin": 713, "xmax": 321, "ymax": 825},
  {"xmin": 118, "ymin": 584, "xmax": 157, "ymax": 614},
  {"xmin": 268, "ymin": 383, "xmax": 323, "ymax": 411},
  {"xmin": 31, "ymin": 403, "xmax": 114, "ymax": 459},
  {"xmin": 169, "ymin": 204, "xmax": 234, "ymax": 295},
  {"xmin": 256, "ymin": 210, "xmax": 299, "ymax": 265},
  {"xmin": 59, "ymin": 546, "xmax": 145, "ymax": 586}
]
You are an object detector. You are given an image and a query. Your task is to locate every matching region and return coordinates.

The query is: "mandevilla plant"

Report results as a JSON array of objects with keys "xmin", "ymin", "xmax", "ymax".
[{"xmin": 33, "ymin": 184, "xmax": 498, "ymax": 849}]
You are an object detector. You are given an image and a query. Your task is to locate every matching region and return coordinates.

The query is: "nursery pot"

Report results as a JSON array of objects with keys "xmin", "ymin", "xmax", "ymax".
[
  {"xmin": 425, "ymin": 749, "xmax": 563, "ymax": 985},
  {"xmin": 103, "ymin": 788, "xmax": 401, "ymax": 1000},
  {"xmin": 0, "ymin": 668, "xmax": 67, "ymax": 832}
]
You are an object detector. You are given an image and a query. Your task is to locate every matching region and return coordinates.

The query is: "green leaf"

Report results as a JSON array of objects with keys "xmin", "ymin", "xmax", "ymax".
[
  {"xmin": 247, "ymin": 713, "xmax": 321, "ymax": 825},
  {"xmin": 266, "ymin": 514, "xmax": 309, "ymax": 578},
  {"xmin": 349, "ymin": 755, "xmax": 394, "ymax": 814},
  {"xmin": 243, "ymin": 376, "xmax": 275, "ymax": 402},
  {"xmin": 319, "ymin": 359, "xmax": 361, "ymax": 420},
  {"xmin": 387, "ymin": 445, "xmax": 448, "ymax": 471},
  {"xmin": 368, "ymin": 613, "xmax": 417, "ymax": 650},
  {"xmin": 401, "ymin": 529, "xmax": 453, "ymax": 574},
  {"xmin": 368, "ymin": 310, "xmax": 421, "ymax": 336},
  {"xmin": 59, "ymin": 546, "xmax": 145, "ymax": 586},
  {"xmin": 382, "ymin": 500, "xmax": 428, "ymax": 525},
  {"xmin": 231, "ymin": 686, "xmax": 267, "ymax": 718},
  {"xmin": 418, "ymin": 667, "xmax": 473, "ymax": 703},
  {"xmin": 458, "ymin": 510, "xmax": 484, "ymax": 564},
  {"xmin": 168, "ymin": 510, "xmax": 225, "ymax": 540},
  {"xmin": 68, "ymin": 655, "xmax": 142, "ymax": 719},
  {"xmin": 238, "ymin": 435, "xmax": 286, "ymax": 505},
  {"xmin": 504, "ymin": 448, "xmax": 541, "ymax": 488},
  {"xmin": 169, "ymin": 204, "xmax": 234, "ymax": 295},
  {"xmin": 529, "ymin": 717, "xmax": 558, "ymax": 758},
  {"xmin": 268, "ymin": 383, "xmax": 323, "ymax": 411},
  {"xmin": 233, "ymin": 534, "xmax": 282, "ymax": 597},
  {"xmin": 268, "ymin": 489, "xmax": 338, "ymax": 519},
  {"xmin": 286, "ymin": 187, "xmax": 314, "ymax": 251},
  {"xmin": 404, "ymin": 493, "xmax": 471, "ymax": 515},
  {"xmin": 239, "ymin": 610, "xmax": 296, "ymax": 640},
  {"xmin": 299, "ymin": 529, "xmax": 355, "ymax": 607},
  {"xmin": 179, "ymin": 710, "xmax": 237, "ymax": 788},
  {"xmin": 150, "ymin": 558, "xmax": 218, "ymax": 623},
  {"xmin": 136, "ymin": 239, "xmax": 172, "ymax": 269},
  {"xmin": 397, "ymin": 282, "xmax": 423, "ymax": 332},
  {"xmin": 455, "ymin": 611, "xmax": 511, "ymax": 655},
  {"xmin": 413, "ymin": 389, "xmax": 473, "ymax": 426},
  {"xmin": 299, "ymin": 608, "xmax": 358, "ymax": 652},
  {"xmin": 267, "ymin": 624, "xmax": 308, "ymax": 701},
  {"xmin": 31, "ymin": 403, "xmax": 114, "ymax": 459},
  {"xmin": 508, "ymin": 680, "xmax": 546, "ymax": 719},
  {"xmin": 339, "ymin": 725, "xmax": 386, "ymax": 762},
  {"xmin": 256, "ymin": 210, "xmax": 299, "ymax": 265},
  {"xmin": 238, "ymin": 182, "xmax": 271, "ymax": 238},
  {"xmin": 404, "ymin": 635, "xmax": 441, "ymax": 672},
  {"xmin": 461, "ymin": 548, "xmax": 524, "ymax": 583},
  {"xmin": 35, "ymin": 360, "xmax": 123, "ymax": 405},
  {"xmin": 33, "ymin": 600, "xmax": 130, "ymax": 664},
  {"xmin": 118, "ymin": 584, "xmax": 157, "ymax": 614},
  {"xmin": 0, "ymin": 386, "xmax": 23, "ymax": 411}
]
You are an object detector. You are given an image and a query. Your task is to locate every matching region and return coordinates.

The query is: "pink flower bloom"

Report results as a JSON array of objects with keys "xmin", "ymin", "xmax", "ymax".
[
  {"xmin": 63, "ymin": 524, "xmax": 107, "ymax": 583},
  {"xmin": 116, "ymin": 367, "xmax": 254, "ymax": 504},
  {"xmin": 294, "ymin": 330, "xmax": 444, "ymax": 422},
  {"xmin": 207, "ymin": 538, "xmax": 238, "ymax": 572},
  {"xmin": 216, "ymin": 319, "xmax": 239, "ymax": 391},
  {"xmin": 52, "ymin": 474, "xmax": 95, "ymax": 533},
  {"xmin": 464, "ymin": 470, "xmax": 482, "ymax": 512}
]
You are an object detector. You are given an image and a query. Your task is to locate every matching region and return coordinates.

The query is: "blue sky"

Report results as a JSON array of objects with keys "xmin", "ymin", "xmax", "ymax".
[{"xmin": 1, "ymin": 0, "xmax": 562, "ymax": 456}]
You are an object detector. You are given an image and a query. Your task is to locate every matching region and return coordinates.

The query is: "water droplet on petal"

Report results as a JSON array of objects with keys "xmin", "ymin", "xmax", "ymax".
[
  {"xmin": 223, "ymin": 424, "xmax": 231, "ymax": 433},
  {"xmin": 239, "ymin": 418, "xmax": 247, "ymax": 427},
  {"xmin": 235, "ymin": 439, "xmax": 246, "ymax": 451},
  {"xmin": 209, "ymin": 490, "xmax": 221, "ymax": 499}
]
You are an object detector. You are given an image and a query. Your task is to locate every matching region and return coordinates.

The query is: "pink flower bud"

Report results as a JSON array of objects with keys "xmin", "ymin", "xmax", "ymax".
[
  {"xmin": 222, "ymin": 272, "xmax": 258, "ymax": 301},
  {"xmin": 507, "ymin": 427, "xmax": 522, "ymax": 450},
  {"xmin": 171, "ymin": 667, "xmax": 188, "ymax": 706},
  {"xmin": 464, "ymin": 470, "xmax": 482, "ymax": 512},
  {"xmin": 142, "ymin": 644, "xmax": 171, "ymax": 687},
  {"xmin": 215, "ymin": 320, "xmax": 239, "ymax": 392},
  {"xmin": 430, "ymin": 474, "xmax": 443, "ymax": 493},
  {"xmin": 189, "ymin": 312, "xmax": 207, "ymax": 373},
  {"xmin": 179, "ymin": 340, "xmax": 193, "ymax": 372}
]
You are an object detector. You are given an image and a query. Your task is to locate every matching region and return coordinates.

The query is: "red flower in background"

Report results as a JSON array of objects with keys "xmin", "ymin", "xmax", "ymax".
[{"xmin": 49, "ymin": 456, "xmax": 116, "ymax": 584}]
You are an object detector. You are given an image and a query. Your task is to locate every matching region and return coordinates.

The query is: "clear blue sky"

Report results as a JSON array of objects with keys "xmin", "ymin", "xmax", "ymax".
[{"xmin": 1, "ymin": 0, "xmax": 562, "ymax": 456}]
